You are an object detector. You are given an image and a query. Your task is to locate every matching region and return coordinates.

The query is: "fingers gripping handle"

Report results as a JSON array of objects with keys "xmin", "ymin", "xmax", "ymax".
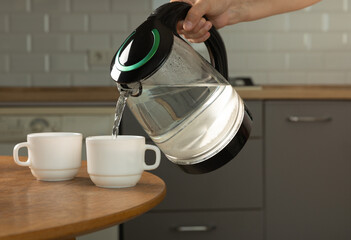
[
  {"xmin": 143, "ymin": 144, "xmax": 161, "ymax": 171},
  {"xmin": 13, "ymin": 142, "xmax": 31, "ymax": 167},
  {"xmin": 150, "ymin": 2, "xmax": 191, "ymax": 35},
  {"xmin": 151, "ymin": 2, "xmax": 228, "ymax": 79}
]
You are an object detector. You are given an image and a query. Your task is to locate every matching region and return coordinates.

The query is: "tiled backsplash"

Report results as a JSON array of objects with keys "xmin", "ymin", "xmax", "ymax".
[{"xmin": 0, "ymin": 0, "xmax": 350, "ymax": 86}]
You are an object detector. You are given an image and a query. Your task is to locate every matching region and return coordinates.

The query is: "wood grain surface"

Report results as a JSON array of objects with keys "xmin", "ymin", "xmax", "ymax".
[
  {"xmin": 0, "ymin": 85, "xmax": 351, "ymax": 103},
  {"xmin": 0, "ymin": 156, "xmax": 166, "ymax": 240},
  {"xmin": 235, "ymin": 85, "xmax": 351, "ymax": 100},
  {"xmin": 0, "ymin": 87, "xmax": 118, "ymax": 103}
]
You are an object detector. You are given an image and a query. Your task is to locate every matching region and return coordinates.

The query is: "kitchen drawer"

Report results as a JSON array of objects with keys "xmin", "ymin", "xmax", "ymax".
[
  {"xmin": 147, "ymin": 139, "xmax": 263, "ymax": 210},
  {"xmin": 121, "ymin": 100, "xmax": 263, "ymax": 138},
  {"xmin": 124, "ymin": 211, "xmax": 263, "ymax": 240}
]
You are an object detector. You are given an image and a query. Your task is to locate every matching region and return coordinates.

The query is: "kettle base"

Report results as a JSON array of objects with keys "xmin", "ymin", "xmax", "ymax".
[{"xmin": 177, "ymin": 106, "xmax": 252, "ymax": 174}]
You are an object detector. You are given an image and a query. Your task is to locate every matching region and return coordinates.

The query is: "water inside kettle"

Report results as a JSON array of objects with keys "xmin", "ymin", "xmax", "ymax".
[{"xmin": 126, "ymin": 82, "xmax": 243, "ymax": 165}]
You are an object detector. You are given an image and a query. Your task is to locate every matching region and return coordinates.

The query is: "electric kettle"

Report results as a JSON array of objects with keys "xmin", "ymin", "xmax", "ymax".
[{"xmin": 110, "ymin": 2, "xmax": 252, "ymax": 174}]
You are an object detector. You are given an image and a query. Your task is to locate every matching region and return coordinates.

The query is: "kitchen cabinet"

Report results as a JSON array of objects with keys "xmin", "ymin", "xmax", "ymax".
[
  {"xmin": 265, "ymin": 101, "xmax": 351, "ymax": 240},
  {"xmin": 121, "ymin": 100, "xmax": 264, "ymax": 240},
  {"xmin": 122, "ymin": 99, "xmax": 351, "ymax": 240}
]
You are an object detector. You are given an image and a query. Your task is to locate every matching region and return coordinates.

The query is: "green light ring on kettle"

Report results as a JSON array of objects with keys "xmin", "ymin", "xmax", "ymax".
[{"xmin": 116, "ymin": 29, "xmax": 160, "ymax": 72}]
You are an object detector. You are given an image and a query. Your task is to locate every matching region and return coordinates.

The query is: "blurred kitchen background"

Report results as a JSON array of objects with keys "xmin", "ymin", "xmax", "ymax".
[
  {"xmin": 0, "ymin": 0, "xmax": 351, "ymax": 87},
  {"xmin": 1, "ymin": 1, "xmax": 351, "ymax": 240}
]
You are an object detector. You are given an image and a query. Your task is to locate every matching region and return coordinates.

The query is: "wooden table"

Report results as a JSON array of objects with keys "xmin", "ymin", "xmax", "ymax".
[{"xmin": 0, "ymin": 156, "xmax": 166, "ymax": 240}]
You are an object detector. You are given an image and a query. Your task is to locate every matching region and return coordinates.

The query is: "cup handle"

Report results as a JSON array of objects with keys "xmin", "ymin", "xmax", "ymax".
[
  {"xmin": 143, "ymin": 144, "xmax": 161, "ymax": 170},
  {"xmin": 13, "ymin": 142, "xmax": 31, "ymax": 167}
]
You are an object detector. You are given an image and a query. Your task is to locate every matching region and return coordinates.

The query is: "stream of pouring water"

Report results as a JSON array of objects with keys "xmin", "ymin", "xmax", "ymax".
[{"xmin": 112, "ymin": 90, "xmax": 130, "ymax": 138}]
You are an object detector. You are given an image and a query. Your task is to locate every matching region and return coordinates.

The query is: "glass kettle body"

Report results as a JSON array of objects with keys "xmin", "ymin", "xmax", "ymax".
[{"xmin": 110, "ymin": 2, "xmax": 252, "ymax": 174}]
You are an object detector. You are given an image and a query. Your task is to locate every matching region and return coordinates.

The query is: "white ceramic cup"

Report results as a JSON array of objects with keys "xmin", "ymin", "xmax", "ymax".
[
  {"xmin": 86, "ymin": 135, "xmax": 161, "ymax": 188},
  {"xmin": 13, "ymin": 132, "xmax": 82, "ymax": 181}
]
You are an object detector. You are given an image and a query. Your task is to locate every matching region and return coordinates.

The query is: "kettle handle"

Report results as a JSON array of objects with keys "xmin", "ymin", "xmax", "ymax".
[{"xmin": 150, "ymin": 2, "xmax": 229, "ymax": 80}]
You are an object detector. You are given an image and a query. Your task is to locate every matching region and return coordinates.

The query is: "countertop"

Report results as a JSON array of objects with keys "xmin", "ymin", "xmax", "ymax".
[{"xmin": 0, "ymin": 85, "xmax": 351, "ymax": 104}]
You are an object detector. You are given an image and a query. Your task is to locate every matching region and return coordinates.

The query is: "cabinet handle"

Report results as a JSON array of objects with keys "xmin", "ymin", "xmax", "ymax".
[
  {"xmin": 287, "ymin": 116, "xmax": 332, "ymax": 123},
  {"xmin": 175, "ymin": 225, "xmax": 215, "ymax": 232}
]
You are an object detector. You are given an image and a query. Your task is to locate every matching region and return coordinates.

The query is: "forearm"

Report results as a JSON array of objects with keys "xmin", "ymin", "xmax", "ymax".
[
  {"xmin": 241, "ymin": 0, "xmax": 322, "ymax": 22},
  {"xmin": 170, "ymin": 0, "xmax": 322, "ymax": 42}
]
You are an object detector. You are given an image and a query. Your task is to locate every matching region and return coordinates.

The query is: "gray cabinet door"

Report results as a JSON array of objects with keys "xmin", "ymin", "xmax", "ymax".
[
  {"xmin": 265, "ymin": 101, "xmax": 351, "ymax": 240},
  {"xmin": 150, "ymin": 139, "xmax": 263, "ymax": 210}
]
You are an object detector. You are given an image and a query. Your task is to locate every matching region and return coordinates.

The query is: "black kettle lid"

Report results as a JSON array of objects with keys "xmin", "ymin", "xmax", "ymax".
[{"xmin": 110, "ymin": 18, "xmax": 174, "ymax": 84}]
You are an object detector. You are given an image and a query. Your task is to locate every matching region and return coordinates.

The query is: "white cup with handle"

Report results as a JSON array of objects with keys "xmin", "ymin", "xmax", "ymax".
[
  {"xmin": 86, "ymin": 135, "xmax": 161, "ymax": 188},
  {"xmin": 13, "ymin": 132, "xmax": 83, "ymax": 181}
]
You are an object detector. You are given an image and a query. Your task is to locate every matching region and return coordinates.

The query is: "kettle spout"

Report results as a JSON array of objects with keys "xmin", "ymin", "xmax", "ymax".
[{"xmin": 117, "ymin": 82, "xmax": 143, "ymax": 97}]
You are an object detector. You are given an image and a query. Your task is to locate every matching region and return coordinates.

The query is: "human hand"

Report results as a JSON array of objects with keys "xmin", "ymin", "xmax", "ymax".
[
  {"xmin": 171, "ymin": 0, "xmax": 245, "ymax": 43},
  {"xmin": 171, "ymin": 0, "xmax": 321, "ymax": 43}
]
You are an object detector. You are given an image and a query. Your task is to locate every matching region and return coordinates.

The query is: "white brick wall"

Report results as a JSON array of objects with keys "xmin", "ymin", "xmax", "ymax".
[
  {"xmin": 0, "ymin": 0, "xmax": 351, "ymax": 87},
  {"xmin": 32, "ymin": 34, "xmax": 70, "ymax": 52},
  {"xmin": 325, "ymin": 52, "xmax": 351, "ymax": 70},
  {"xmin": 72, "ymin": 34, "xmax": 110, "ymax": 50},
  {"xmin": 72, "ymin": 72, "xmax": 112, "ymax": 86},
  {"xmin": 0, "ymin": 35, "xmax": 28, "ymax": 52},
  {"xmin": 289, "ymin": 13, "xmax": 324, "ymax": 31},
  {"xmin": 71, "ymin": 0, "xmax": 110, "ymax": 13},
  {"xmin": 0, "ymin": 0, "xmax": 28, "ymax": 13},
  {"xmin": 50, "ymin": 53, "xmax": 87, "ymax": 72},
  {"xmin": 31, "ymin": 0, "xmax": 70, "ymax": 13},
  {"xmin": 0, "ymin": 55, "xmax": 8, "ymax": 72},
  {"xmin": 10, "ymin": 54, "xmax": 46, "ymax": 72},
  {"xmin": 10, "ymin": 14, "xmax": 46, "ymax": 33},
  {"xmin": 224, "ymin": 0, "xmax": 351, "ymax": 85},
  {"xmin": 0, "ymin": 74, "xmax": 30, "ymax": 86},
  {"xmin": 50, "ymin": 14, "xmax": 88, "ymax": 32},
  {"xmin": 111, "ymin": 0, "xmax": 151, "ymax": 12},
  {"xmin": 90, "ymin": 14, "xmax": 128, "ymax": 32},
  {"xmin": 0, "ymin": 15, "xmax": 7, "ymax": 32},
  {"xmin": 32, "ymin": 73, "xmax": 71, "ymax": 86}
]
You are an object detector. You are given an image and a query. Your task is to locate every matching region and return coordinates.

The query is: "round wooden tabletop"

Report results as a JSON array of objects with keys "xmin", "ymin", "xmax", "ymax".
[{"xmin": 0, "ymin": 156, "xmax": 166, "ymax": 240}]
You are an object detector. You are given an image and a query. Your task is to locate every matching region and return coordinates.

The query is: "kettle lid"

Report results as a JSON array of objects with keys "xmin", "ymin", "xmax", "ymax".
[{"xmin": 110, "ymin": 19, "xmax": 174, "ymax": 84}]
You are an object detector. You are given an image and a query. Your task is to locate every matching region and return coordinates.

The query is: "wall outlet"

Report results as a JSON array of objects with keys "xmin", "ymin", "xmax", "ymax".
[{"xmin": 88, "ymin": 50, "xmax": 113, "ymax": 67}]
